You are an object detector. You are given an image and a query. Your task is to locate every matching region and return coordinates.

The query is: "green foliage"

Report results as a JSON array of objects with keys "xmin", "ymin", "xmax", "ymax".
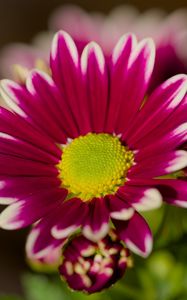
[{"xmin": 155, "ymin": 206, "xmax": 187, "ymax": 247}]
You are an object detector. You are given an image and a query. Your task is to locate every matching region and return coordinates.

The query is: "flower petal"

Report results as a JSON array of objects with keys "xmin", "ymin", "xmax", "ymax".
[
  {"xmin": 152, "ymin": 179, "xmax": 187, "ymax": 208},
  {"xmin": 1, "ymin": 77, "xmax": 67, "ymax": 143},
  {"xmin": 118, "ymin": 183, "xmax": 162, "ymax": 211},
  {"xmin": 105, "ymin": 33, "xmax": 136, "ymax": 133},
  {"xmin": 110, "ymin": 37, "xmax": 155, "ymax": 135},
  {"xmin": 108, "ymin": 195, "xmax": 134, "ymax": 220},
  {"xmin": 134, "ymin": 122, "xmax": 187, "ymax": 159},
  {"xmin": 0, "ymin": 176, "xmax": 61, "ymax": 205},
  {"xmin": 114, "ymin": 212, "xmax": 153, "ymax": 257},
  {"xmin": 51, "ymin": 198, "xmax": 88, "ymax": 239},
  {"xmin": 0, "ymin": 132, "xmax": 59, "ymax": 164},
  {"xmin": 0, "ymin": 107, "xmax": 61, "ymax": 159},
  {"xmin": 125, "ymin": 74, "xmax": 187, "ymax": 146},
  {"xmin": 0, "ymin": 188, "xmax": 67, "ymax": 229},
  {"xmin": 50, "ymin": 31, "xmax": 90, "ymax": 134},
  {"xmin": 0, "ymin": 154, "xmax": 58, "ymax": 177},
  {"xmin": 26, "ymin": 70, "xmax": 78, "ymax": 139},
  {"xmin": 130, "ymin": 150, "xmax": 187, "ymax": 178},
  {"xmin": 83, "ymin": 198, "xmax": 109, "ymax": 242},
  {"xmin": 81, "ymin": 42, "xmax": 108, "ymax": 133},
  {"xmin": 26, "ymin": 220, "xmax": 65, "ymax": 260}
]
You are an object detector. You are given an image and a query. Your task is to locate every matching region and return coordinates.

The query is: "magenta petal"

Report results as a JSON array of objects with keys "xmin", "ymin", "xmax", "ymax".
[
  {"xmin": 26, "ymin": 70, "xmax": 79, "ymax": 139},
  {"xmin": 0, "ymin": 107, "xmax": 61, "ymax": 159},
  {"xmin": 0, "ymin": 132, "xmax": 59, "ymax": 164},
  {"xmin": 152, "ymin": 179, "xmax": 187, "ymax": 208},
  {"xmin": 130, "ymin": 150, "xmax": 187, "ymax": 178},
  {"xmin": 125, "ymin": 74, "xmax": 187, "ymax": 146},
  {"xmin": 86, "ymin": 272, "xmax": 114, "ymax": 294},
  {"xmin": 51, "ymin": 198, "xmax": 88, "ymax": 239},
  {"xmin": 64, "ymin": 274, "xmax": 87, "ymax": 291},
  {"xmin": 1, "ymin": 76, "xmax": 66, "ymax": 144},
  {"xmin": 0, "ymin": 154, "xmax": 58, "ymax": 177},
  {"xmin": 108, "ymin": 195, "xmax": 134, "ymax": 220},
  {"xmin": 1, "ymin": 77, "xmax": 66, "ymax": 143},
  {"xmin": 26, "ymin": 71, "xmax": 69, "ymax": 142},
  {"xmin": 118, "ymin": 183, "xmax": 162, "ymax": 211},
  {"xmin": 83, "ymin": 198, "xmax": 109, "ymax": 241},
  {"xmin": 0, "ymin": 176, "xmax": 61, "ymax": 205},
  {"xmin": 113, "ymin": 38, "xmax": 155, "ymax": 135},
  {"xmin": 81, "ymin": 42, "xmax": 108, "ymax": 133},
  {"xmin": 0, "ymin": 188, "xmax": 67, "ymax": 230},
  {"xmin": 50, "ymin": 31, "xmax": 90, "ymax": 135},
  {"xmin": 26, "ymin": 220, "xmax": 65, "ymax": 260},
  {"xmin": 134, "ymin": 122, "xmax": 187, "ymax": 159},
  {"xmin": 114, "ymin": 212, "xmax": 153, "ymax": 257},
  {"xmin": 105, "ymin": 33, "xmax": 136, "ymax": 133}
]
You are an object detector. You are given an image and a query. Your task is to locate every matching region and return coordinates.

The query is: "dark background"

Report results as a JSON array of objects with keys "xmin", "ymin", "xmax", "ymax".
[{"xmin": 0, "ymin": 0, "xmax": 187, "ymax": 296}]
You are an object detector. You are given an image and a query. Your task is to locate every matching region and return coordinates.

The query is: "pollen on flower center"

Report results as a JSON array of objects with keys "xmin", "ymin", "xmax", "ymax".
[{"xmin": 57, "ymin": 133, "xmax": 134, "ymax": 201}]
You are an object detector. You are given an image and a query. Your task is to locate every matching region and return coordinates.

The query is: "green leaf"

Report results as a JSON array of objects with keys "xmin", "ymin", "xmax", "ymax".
[
  {"xmin": 141, "ymin": 206, "xmax": 165, "ymax": 235},
  {"xmin": 154, "ymin": 206, "xmax": 187, "ymax": 249}
]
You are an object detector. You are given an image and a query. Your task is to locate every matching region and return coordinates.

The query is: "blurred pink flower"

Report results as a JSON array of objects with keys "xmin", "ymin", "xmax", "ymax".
[
  {"xmin": 0, "ymin": 32, "xmax": 52, "ymax": 80},
  {"xmin": 49, "ymin": 5, "xmax": 187, "ymax": 90},
  {"xmin": 1, "ymin": 5, "xmax": 187, "ymax": 90}
]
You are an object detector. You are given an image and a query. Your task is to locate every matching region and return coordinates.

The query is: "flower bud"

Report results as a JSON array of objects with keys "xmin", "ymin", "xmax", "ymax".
[
  {"xmin": 59, "ymin": 231, "xmax": 130, "ymax": 294},
  {"xmin": 27, "ymin": 247, "xmax": 61, "ymax": 273}
]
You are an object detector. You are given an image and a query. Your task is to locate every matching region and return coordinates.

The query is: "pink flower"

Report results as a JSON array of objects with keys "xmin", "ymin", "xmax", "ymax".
[
  {"xmin": 0, "ymin": 31, "xmax": 53, "ymax": 80},
  {"xmin": 59, "ymin": 230, "xmax": 130, "ymax": 293},
  {"xmin": 0, "ymin": 31, "xmax": 186, "ymax": 263},
  {"xmin": 50, "ymin": 5, "xmax": 187, "ymax": 90},
  {"xmin": 1, "ymin": 5, "xmax": 187, "ymax": 90}
]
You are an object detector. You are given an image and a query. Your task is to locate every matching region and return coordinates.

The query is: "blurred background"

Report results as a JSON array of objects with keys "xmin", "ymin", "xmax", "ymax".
[
  {"xmin": 0, "ymin": 0, "xmax": 187, "ymax": 299},
  {"xmin": 0, "ymin": 0, "xmax": 187, "ymax": 48}
]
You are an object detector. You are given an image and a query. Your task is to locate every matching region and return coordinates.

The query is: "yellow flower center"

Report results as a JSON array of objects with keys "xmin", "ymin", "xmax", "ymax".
[{"xmin": 57, "ymin": 133, "xmax": 134, "ymax": 201}]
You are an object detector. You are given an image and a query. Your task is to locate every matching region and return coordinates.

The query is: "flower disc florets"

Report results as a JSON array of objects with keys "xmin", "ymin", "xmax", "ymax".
[
  {"xmin": 58, "ymin": 133, "xmax": 134, "ymax": 201},
  {"xmin": 59, "ymin": 231, "xmax": 130, "ymax": 293}
]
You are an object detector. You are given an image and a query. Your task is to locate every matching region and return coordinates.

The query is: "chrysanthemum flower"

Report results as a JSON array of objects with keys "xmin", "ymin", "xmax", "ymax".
[
  {"xmin": 0, "ymin": 32, "xmax": 52, "ymax": 81},
  {"xmin": 1, "ymin": 5, "xmax": 187, "ymax": 90},
  {"xmin": 0, "ymin": 31, "xmax": 187, "ymax": 262},
  {"xmin": 59, "ymin": 230, "xmax": 130, "ymax": 293}
]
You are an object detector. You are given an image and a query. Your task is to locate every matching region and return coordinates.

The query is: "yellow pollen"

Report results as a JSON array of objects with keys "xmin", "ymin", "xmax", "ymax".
[{"xmin": 57, "ymin": 133, "xmax": 134, "ymax": 201}]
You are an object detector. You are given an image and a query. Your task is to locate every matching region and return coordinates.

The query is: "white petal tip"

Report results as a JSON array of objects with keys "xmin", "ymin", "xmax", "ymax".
[
  {"xmin": 83, "ymin": 223, "xmax": 109, "ymax": 242},
  {"xmin": 51, "ymin": 225, "xmax": 77, "ymax": 239},
  {"xmin": 51, "ymin": 30, "xmax": 78, "ymax": 66},
  {"xmin": 81, "ymin": 42, "xmax": 105, "ymax": 74},
  {"xmin": 111, "ymin": 207, "xmax": 134, "ymax": 220},
  {"xmin": 126, "ymin": 235, "xmax": 153, "ymax": 258}
]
